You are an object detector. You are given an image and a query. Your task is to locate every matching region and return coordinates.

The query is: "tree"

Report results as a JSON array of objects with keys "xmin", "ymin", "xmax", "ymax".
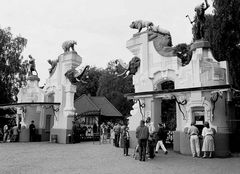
[
  {"xmin": 97, "ymin": 60, "xmax": 134, "ymax": 116},
  {"xmin": 194, "ymin": 0, "xmax": 240, "ymax": 88},
  {"xmin": 75, "ymin": 66, "xmax": 103, "ymax": 99},
  {"xmin": 0, "ymin": 27, "xmax": 28, "ymax": 105}
]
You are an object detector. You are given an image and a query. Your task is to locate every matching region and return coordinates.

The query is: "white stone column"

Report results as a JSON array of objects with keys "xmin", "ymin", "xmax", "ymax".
[
  {"xmin": 191, "ymin": 48, "xmax": 201, "ymax": 87},
  {"xmin": 64, "ymin": 84, "xmax": 76, "ymax": 117}
]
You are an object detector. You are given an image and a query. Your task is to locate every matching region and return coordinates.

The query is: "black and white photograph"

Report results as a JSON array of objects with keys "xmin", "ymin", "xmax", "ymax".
[{"xmin": 0, "ymin": 0, "xmax": 240, "ymax": 173}]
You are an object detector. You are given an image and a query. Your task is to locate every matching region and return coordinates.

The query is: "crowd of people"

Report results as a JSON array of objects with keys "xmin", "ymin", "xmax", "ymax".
[
  {"xmin": 2, "ymin": 117, "xmax": 216, "ymax": 160},
  {"xmin": 135, "ymin": 117, "xmax": 169, "ymax": 161},
  {"xmin": 106, "ymin": 117, "xmax": 216, "ymax": 162},
  {"xmin": 104, "ymin": 117, "xmax": 169, "ymax": 161},
  {"xmin": 71, "ymin": 121, "xmax": 99, "ymax": 143},
  {"xmin": 0, "ymin": 120, "xmax": 37, "ymax": 143},
  {"xmin": 0, "ymin": 122, "xmax": 21, "ymax": 143}
]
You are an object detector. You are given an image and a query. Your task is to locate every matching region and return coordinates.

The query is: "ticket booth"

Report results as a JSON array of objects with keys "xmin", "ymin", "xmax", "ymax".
[{"xmin": 192, "ymin": 107, "xmax": 205, "ymax": 134}]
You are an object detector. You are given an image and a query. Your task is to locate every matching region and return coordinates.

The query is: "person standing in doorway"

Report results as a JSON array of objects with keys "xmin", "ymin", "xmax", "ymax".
[
  {"xmin": 29, "ymin": 120, "xmax": 36, "ymax": 142},
  {"xmin": 188, "ymin": 122, "xmax": 200, "ymax": 158},
  {"xmin": 136, "ymin": 120, "xmax": 149, "ymax": 161}
]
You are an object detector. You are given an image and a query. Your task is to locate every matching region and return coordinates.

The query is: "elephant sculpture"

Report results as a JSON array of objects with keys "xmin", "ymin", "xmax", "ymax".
[
  {"xmin": 62, "ymin": 40, "xmax": 77, "ymax": 52},
  {"xmin": 47, "ymin": 59, "xmax": 59, "ymax": 75},
  {"xmin": 65, "ymin": 65, "xmax": 90, "ymax": 85},
  {"xmin": 116, "ymin": 56, "xmax": 141, "ymax": 78}
]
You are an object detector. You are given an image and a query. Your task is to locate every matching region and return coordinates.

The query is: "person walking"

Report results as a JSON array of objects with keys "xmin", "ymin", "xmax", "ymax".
[
  {"xmin": 187, "ymin": 122, "xmax": 200, "ymax": 157},
  {"xmin": 155, "ymin": 123, "xmax": 168, "ymax": 155},
  {"xmin": 136, "ymin": 120, "xmax": 149, "ymax": 162},
  {"xmin": 3, "ymin": 124, "xmax": 9, "ymax": 143},
  {"xmin": 29, "ymin": 120, "xmax": 36, "ymax": 142},
  {"xmin": 202, "ymin": 121, "xmax": 215, "ymax": 158},
  {"xmin": 122, "ymin": 126, "xmax": 130, "ymax": 156}
]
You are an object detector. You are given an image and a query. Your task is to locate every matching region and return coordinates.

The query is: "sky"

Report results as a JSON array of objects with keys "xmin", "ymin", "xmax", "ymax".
[{"xmin": 0, "ymin": 0, "xmax": 214, "ymax": 86}]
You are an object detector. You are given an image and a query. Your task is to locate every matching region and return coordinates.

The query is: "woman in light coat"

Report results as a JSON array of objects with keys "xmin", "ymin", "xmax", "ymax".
[{"xmin": 202, "ymin": 121, "xmax": 215, "ymax": 158}]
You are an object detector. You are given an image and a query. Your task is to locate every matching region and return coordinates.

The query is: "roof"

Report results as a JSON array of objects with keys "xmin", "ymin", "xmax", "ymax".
[{"xmin": 74, "ymin": 94, "xmax": 122, "ymax": 117}]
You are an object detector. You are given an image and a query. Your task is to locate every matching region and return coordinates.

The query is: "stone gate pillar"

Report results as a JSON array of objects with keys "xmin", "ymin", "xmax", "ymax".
[{"xmin": 50, "ymin": 51, "xmax": 82, "ymax": 144}]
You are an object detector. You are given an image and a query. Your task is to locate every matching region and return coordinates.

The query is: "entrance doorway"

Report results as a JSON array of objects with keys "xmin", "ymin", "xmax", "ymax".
[
  {"xmin": 161, "ymin": 99, "xmax": 176, "ymax": 131},
  {"xmin": 160, "ymin": 81, "xmax": 176, "ymax": 131},
  {"xmin": 159, "ymin": 81, "xmax": 176, "ymax": 147}
]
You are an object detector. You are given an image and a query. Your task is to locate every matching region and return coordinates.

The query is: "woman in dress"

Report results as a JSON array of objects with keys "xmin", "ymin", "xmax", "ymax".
[{"xmin": 202, "ymin": 121, "xmax": 215, "ymax": 158}]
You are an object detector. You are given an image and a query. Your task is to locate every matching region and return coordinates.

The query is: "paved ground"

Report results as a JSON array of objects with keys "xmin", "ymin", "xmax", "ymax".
[{"xmin": 0, "ymin": 142, "xmax": 239, "ymax": 174}]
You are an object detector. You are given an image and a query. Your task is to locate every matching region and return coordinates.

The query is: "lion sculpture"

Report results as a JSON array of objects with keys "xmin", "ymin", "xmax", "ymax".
[
  {"xmin": 62, "ymin": 40, "xmax": 77, "ymax": 52},
  {"xmin": 130, "ymin": 20, "xmax": 154, "ymax": 33}
]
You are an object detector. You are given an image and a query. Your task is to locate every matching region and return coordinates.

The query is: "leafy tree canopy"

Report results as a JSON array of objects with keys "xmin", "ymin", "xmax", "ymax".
[
  {"xmin": 0, "ymin": 27, "xmax": 28, "ymax": 104},
  {"xmin": 75, "ymin": 60, "xmax": 134, "ymax": 116},
  {"xmin": 0, "ymin": 27, "xmax": 28, "ymax": 116},
  {"xmin": 97, "ymin": 60, "xmax": 134, "ymax": 116},
  {"xmin": 75, "ymin": 66, "xmax": 103, "ymax": 99}
]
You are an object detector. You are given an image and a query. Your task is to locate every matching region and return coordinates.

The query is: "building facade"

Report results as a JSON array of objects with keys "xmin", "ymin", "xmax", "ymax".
[{"xmin": 126, "ymin": 31, "xmax": 232, "ymax": 157}]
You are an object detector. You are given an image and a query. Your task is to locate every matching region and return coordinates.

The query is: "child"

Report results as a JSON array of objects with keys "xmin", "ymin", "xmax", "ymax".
[
  {"xmin": 122, "ymin": 126, "xmax": 130, "ymax": 156},
  {"xmin": 133, "ymin": 144, "xmax": 139, "ymax": 160}
]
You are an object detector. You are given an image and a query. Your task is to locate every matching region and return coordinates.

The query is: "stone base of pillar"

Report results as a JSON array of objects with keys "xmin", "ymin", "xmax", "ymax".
[
  {"xmin": 19, "ymin": 128, "xmax": 30, "ymax": 142},
  {"xmin": 50, "ymin": 128, "xmax": 72, "ymax": 144}
]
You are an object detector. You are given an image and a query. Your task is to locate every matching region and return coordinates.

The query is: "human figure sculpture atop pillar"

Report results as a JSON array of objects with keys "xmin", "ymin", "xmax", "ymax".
[
  {"xmin": 192, "ymin": 0, "xmax": 210, "ymax": 40},
  {"xmin": 28, "ymin": 55, "xmax": 38, "ymax": 76}
]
